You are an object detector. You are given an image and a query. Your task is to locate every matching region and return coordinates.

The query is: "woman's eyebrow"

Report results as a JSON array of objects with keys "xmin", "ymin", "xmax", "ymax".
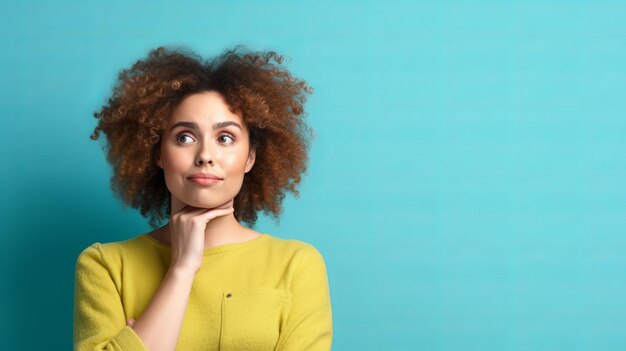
[
  {"xmin": 169, "ymin": 121, "xmax": 243, "ymax": 132},
  {"xmin": 213, "ymin": 121, "xmax": 243, "ymax": 131}
]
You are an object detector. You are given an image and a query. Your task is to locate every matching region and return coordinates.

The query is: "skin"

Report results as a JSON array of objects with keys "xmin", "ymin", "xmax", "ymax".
[
  {"xmin": 128, "ymin": 91, "xmax": 262, "ymax": 350},
  {"xmin": 153, "ymin": 90, "xmax": 260, "ymax": 256}
]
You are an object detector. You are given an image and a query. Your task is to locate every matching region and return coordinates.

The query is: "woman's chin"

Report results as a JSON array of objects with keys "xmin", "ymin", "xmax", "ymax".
[
  {"xmin": 170, "ymin": 192, "xmax": 234, "ymax": 211},
  {"xmin": 187, "ymin": 202, "xmax": 220, "ymax": 209},
  {"xmin": 185, "ymin": 199, "xmax": 232, "ymax": 210}
]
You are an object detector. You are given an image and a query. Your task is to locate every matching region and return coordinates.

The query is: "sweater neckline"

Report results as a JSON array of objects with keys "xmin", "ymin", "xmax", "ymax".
[{"xmin": 139, "ymin": 232, "xmax": 269, "ymax": 255}]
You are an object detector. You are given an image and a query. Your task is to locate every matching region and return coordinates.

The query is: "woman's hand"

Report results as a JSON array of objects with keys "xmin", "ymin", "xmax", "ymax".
[{"xmin": 168, "ymin": 199, "xmax": 235, "ymax": 273}]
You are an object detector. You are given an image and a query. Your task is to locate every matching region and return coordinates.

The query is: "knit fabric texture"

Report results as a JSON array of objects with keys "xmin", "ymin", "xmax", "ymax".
[{"xmin": 73, "ymin": 233, "xmax": 333, "ymax": 350}]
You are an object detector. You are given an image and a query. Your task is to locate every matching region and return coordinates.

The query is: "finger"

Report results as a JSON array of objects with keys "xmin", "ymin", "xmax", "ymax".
[
  {"xmin": 173, "ymin": 205, "xmax": 215, "ymax": 221},
  {"xmin": 172, "ymin": 205, "xmax": 200, "ymax": 217},
  {"xmin": 197, "ymin": 206, "xmax": 234, "ymax": 222},
  {"xmin": 214, "ymin": 199, "xmax": 234, "ymax": 210},
  {"xmin": 127, "ymin": 318, "xmax": 136, "ymax": 327},
  {"xmin": 179, "ymin": 206, "xmax": 228, "ymax": 221},
  {"xmin": 180, "ymin": 201, "xmax": 234, "ymax": 218}
]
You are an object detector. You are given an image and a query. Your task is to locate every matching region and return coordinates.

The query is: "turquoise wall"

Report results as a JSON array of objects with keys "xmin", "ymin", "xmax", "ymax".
[{"xmin": 1, "ymin": 1, "xmax": 625, "ymax": 349}]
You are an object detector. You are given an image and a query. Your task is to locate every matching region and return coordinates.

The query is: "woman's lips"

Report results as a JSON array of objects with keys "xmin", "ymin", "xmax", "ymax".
[
  {"xmin": 187, "ymin": 172, "xmax": 223, "ymax": 186},
  {"xmin": 188, "ymin": 177, "xmax": 222, "ymax": 186},
  {"xmin": 188, "ymin": 172, "xmax": 221, "ymax": 180}
]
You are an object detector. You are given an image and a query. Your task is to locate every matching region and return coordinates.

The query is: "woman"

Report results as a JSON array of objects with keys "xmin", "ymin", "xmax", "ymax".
[{"xmin": 73, "ymin": 46, "xmax": 332, "ymax": 351}]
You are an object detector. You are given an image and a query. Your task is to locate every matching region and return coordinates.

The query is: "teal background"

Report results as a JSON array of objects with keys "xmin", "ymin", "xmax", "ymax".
[{"xmin": 1, "ymin": 1, "xmax": 625, "ymax": 350}]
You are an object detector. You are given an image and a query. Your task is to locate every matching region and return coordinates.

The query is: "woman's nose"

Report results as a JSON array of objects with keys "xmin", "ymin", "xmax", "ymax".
[{"xmin": 195, "ymin": 141, "xmax": 215, "ymax": 167}]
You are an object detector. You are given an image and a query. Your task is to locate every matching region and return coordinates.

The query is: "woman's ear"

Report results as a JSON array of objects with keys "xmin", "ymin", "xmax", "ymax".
[
  {"xmin": 245, "ymin": 146, "xmax": 256, "ymax": 173},
  {"xmin": 155, "ymin": 151, "xmax": 163, "ymax": 169}
]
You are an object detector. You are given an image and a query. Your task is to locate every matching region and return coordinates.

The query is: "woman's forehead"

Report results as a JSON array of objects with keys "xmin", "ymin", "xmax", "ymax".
[{"xmin": 169, "ymin": 91, "xmax": 246, "ymax": 127}]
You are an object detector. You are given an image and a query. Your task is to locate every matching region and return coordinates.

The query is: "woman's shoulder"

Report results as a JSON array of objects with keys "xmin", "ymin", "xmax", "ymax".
[
  {"xmin": 264, "ymin": 231, "xmax": 312, "ymax": 247},
  {"xmin": 75, "ymin": 233, "xmax": 156, "ymax": 267},
  {"xmin": 262, "ymin": 234, "xmax": 330, "ymax": 286},
  {"xmin": 262, "ymin": 233, "xmax": 327, "ymax": 262}
]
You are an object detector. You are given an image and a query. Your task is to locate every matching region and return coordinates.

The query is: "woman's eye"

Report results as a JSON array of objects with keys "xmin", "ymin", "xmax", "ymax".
[
  {"xmin": 218, "ymin": 133, "xmax": 235, "ymax": 144},
  {"xmin": 177, "ymin": 134, "xmax": 195, "ymax": 144}
]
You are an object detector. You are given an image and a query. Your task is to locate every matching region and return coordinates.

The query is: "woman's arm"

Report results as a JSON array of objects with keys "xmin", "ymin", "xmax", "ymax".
[
  {"xmin": 128, "ymin": 264, "xmax": 196, "ymax": 351},
  {"xmin": 274, "ymin": 245, "xmax": 333, "ymax": 350},
  {"xmin": 74, "ymin": 204, "xmax": 234, "ymax": 351},
  {"xmin": 74, "ymin": 244, "xmax": 148, "ymax": 351},
  {"xmin": 124, "ymin": 204, "xmax": 236, "ymax": 351},
  {"xmin": 73, "ymin": 245, "xmax": 197, "ymax": 351}
]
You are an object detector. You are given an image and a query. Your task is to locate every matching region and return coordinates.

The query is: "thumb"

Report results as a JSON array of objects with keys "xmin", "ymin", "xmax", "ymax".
[{"xmin": 127, "ymin": 318, "xmax": 136, "ymax": 327}]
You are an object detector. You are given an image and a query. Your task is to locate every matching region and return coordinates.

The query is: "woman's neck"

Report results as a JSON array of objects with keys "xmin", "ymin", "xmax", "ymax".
[{"xmin": 150, "ymin": 197, "xmax": 256, "ymax": 249}]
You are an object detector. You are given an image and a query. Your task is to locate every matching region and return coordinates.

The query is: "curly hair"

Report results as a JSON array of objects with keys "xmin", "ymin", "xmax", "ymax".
[{"xmin": 91, "ymin": 45, "xmax": 314, "ymax": 228}]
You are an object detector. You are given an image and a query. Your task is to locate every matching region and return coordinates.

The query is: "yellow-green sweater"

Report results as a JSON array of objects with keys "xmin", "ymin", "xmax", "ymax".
[{"xmin": 73, "ymin": 233, "xmax": 333, "ymax": 350}]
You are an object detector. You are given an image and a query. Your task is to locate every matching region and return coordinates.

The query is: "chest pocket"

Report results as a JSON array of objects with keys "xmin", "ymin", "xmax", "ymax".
[{"xmin": 218, "ymin": 287, "xmax": 291, "ymax": 351}]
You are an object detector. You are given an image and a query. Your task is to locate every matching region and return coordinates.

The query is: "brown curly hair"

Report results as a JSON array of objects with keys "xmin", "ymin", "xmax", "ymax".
[{"xmin": 91, "ymin": 45, "xmax": 314, "ymax": 228}]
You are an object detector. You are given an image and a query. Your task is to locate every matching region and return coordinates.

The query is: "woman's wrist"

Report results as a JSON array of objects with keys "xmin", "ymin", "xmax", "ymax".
[{"xmin": 169, "ymin": 262, "xmax": 200, "ymax": 277}]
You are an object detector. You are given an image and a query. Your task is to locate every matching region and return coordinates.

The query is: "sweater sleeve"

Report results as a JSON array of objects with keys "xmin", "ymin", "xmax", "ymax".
[
  {"xmin": 275, "ymin": 245, "xmax": 333, "ymax": 351},
  {"xmin": 73, "ymin": 243, "xmax": 148, "ymax": 351}
]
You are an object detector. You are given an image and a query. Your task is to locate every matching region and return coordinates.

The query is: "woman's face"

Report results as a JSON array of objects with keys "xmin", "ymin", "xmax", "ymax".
[{"xmin": 156, "ymin": 91, "xmax": 256, "ymax": 210}]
